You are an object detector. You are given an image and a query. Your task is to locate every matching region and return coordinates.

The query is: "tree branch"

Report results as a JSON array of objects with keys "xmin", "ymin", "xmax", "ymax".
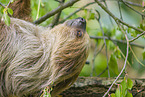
[
  {"xmin": 48, "ymin": 0, "xmax": 65, "ymax": 27},
  {"xmin": 33, "ymin": 0, "xmax": 80, "ymax": 24},
  {"xmin": 0, "ymin": 2, "xmax": 5, "ymax": 7},
  {"xmin": 129, "ymin": 31, "xmax": 145, "ymax": 42},
  {"xmin": 103, "ymin": 22, "xmax": 129, "ymax": 97},
  {"xmin": 97, "ymin": 66, "xmax": 108, "ymax": 77},
  {"xmin": 129, "ymin": 45, "xmax": 145, "ymax": 67},
  {"xmin": 91, "ymin": 42, "xmax": 98, "ymax": 76},
  {"xmin": 90, "ymin": 36, "xmax": 145, "ymax": 49},
  {"xmin": 121, "ymin": 0, "xmax": 145, "ymax": 17},
  {"xmin": 124, "ymin": 0, "xmax": 143, "ymax": 8},
  {"xmin": 94, "ymin": 0, "xmax": 144, "ymax": 33},
  {"xmin": 95, "ymin": 12, "xmax": 110, "ymax": 77},
  {"xmin": 59, "ymin": 2, "xmax": 96, "ymax": 23},
  {"xmin": 117, "ymin": 0, "xmax": 123, "ymax": 20},
  {"xmin": 62, "ymin": 77, "xmax": 145, "ymax": 96}
]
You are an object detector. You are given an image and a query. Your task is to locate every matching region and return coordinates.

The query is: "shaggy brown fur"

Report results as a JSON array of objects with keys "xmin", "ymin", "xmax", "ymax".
[
  {"xmin": 9, "ymin": 0, "xmax": 32, "ymax": 21},
  {"xmin": 0, "ymin": 17, "xmax": 89, "ymax": 97}
]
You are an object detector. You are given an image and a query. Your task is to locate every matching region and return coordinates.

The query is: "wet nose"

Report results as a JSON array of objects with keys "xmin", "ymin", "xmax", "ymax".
[
  {"xmin": 65, "ymin": 17, "xmax": 86, "ymax": 32},
  {"xmin": 77, "ymin": 17, "xmax": 86, "ymax": 24}
]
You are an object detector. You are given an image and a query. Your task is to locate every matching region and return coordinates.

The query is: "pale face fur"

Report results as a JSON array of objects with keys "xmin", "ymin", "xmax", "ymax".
[{"xmin": 0, "ymin": 17, "xmax": 89, "ymax": 97}]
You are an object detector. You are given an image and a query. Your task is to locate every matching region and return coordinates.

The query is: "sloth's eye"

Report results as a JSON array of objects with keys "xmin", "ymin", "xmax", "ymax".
[{"xmin": 77, "ymin": 30, "xmax": 82, "ymax": 37}]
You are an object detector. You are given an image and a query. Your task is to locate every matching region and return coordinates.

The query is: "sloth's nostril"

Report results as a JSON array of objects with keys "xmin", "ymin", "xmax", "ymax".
[{"xmin": 77, "ymin": 17, "xmax": 86, "ymax": 23}]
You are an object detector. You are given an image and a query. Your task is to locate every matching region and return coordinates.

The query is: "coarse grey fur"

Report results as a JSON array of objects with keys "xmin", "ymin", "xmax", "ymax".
[{"xmin": 0, "ymin": 18, "xmax": 89, "ymax": 97}]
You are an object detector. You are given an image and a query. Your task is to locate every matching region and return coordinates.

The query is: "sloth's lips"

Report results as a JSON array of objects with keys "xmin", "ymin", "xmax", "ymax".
[{"xmin": 66, "ymin": 17, "xmax": 86, "ymax": 32}]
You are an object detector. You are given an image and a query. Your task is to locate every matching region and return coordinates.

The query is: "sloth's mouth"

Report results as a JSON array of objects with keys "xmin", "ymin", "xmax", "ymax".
[{"xmin": 65, "ymin": 17, "xmax": 86, "ymax": 32}]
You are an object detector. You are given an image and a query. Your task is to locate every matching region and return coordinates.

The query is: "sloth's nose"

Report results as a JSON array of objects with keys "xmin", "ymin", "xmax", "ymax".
[
  {"xmin": 77, "ymin": 17, "xmax": 86, "ymax": 24},
  {"xmin": 76, "ymin": 17, "xmax": 86, "ymax": 32},
  {"xmin": 65, "ymin": 17, "xmax": 86, "ymax": 32}
]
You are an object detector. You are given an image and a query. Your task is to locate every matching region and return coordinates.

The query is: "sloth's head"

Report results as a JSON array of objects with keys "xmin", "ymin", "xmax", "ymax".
[
  {"xmin": 50, "ymin": 17, "xmax": 89, "ymax": 77},
  {"xmin": 49, "ymin": 18, "xmax": 89, "ymax": 96},
  {"xmin": 65, "ymin": 17, "xmax": 86, "ymax": 37},
  {"xmin": 51, "ymin": 17, "xmax": 88, "ymax": 39}
]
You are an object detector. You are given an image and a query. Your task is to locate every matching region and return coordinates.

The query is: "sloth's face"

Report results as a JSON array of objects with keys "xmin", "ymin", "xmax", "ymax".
[
  {"xmin": 65, "ymin": 17, "xmax": 86, "ymax": 32},
  {"xmin": 65, "ymin": 17, "xmax": 86, "ymax": 37},
  {"xmin": 51, "ymin": 17, "xmax": 88, "ymax": 38}
]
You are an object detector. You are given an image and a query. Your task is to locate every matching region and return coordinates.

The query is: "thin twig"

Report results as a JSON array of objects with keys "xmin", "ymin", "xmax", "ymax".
[
  {"xmin": 95, "ymin": 43, "xmax": 105, "ymax": 57},
  {"xmin": 124, "ymin": 1, "xmax": 143, "ymax": 8},
  {"xmin": 133, "ymin": 88, "xmax": 145, "ymax": 96},
  {"xmin": 116, "ymin": 46, "xmax": 131, "ymax": 66},
  {"xmin": 33, "ymin": 0, "xmax": 80, "ymax": 24},
  {"xmin": 7, "ymin": 0, "xmax": 12, "ymax": 7},
  {"xmin": 48, "ymin": 0, "xmax": 65, "ymax": 27},
  {"xmin": 90, "ymin": 36, "xmax": 145, "ymax": 49},
  {"xmin": 103, "ymin": 22, "xmax": 129, "ymax": 97},
  {"xmin": 129, "ymin": 31, "xmax": 145, "ymax": 42},
  {"xmin": 103, "ymin": 0, "xmax": 114, "ymax": 26},
  {"xmin": 95, "ymin": 0, "xmax": 144, "ymax": 33},
  {"xmin": 91, "ymin": 43, "xmax": 105, "ymax": 76},
  {"xmin": 117, "ymin": 1, "xmax": 123, "ymax": 20},
  {"xmin": 97, "ymin": 66, "xmax": 108, "ymax": 77},
  {"xmin": 121, "ymin": 0, "xmax": 145, "ymax": 17},
  {"xmin": 91, "ymin": 42, "xmax": 98, "ymax": 77},
  {"xmin": 36, "ymin": 0, "xmax": 41, "ymax": 20},
  {"xmin": 99, "ymin": 0, "xmax": 144, "ymax": 8},
  {"xmin": 59, "ymin": 2, "xmax": 96, "ymax": 23},
  {"xmin": 129, "ymin": 45, "xmax": 145, "ymax": 67},
  {"xmin": 95, "ymin": 10, "xmax": 110, "ymax": 77},
  {"xmin": 91, "ymin": 36, "xmax": 142, "ymax": 67},
  {"xmin": 0, "ymin": 2, "xmax": 5, "ymax": 7},
  {"xmin": 96, "ymin": 43, "xmax": 108, "ymax": 77}
]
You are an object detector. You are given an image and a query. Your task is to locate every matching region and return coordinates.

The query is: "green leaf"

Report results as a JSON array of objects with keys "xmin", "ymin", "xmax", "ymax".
[
  {"xmin": 126, "ymin": 91, "xmax": 133, "ymax": 97},
  {"xmin": 8, "ymin": 8, "xmax": 13, "ymax": 15},
  {"xmin": 127, "ymin": 28, "xmax": 137, "ymax": 37},
  {"xmin": 142, "ymin": 49, "xmax": 145, "ymax": 60},
  {"xmin": 114, "ymin": 48, "xmax": 121, "ymax": 59},
  {"xmin": 140, "ymin": 24, "xmax": 144, "ymax": 30},
  {"xmin": 110, "ymin": 93, "xmax": 115, "ymax": 97},
  {"xmin": 89, "ymin": 12, "xmax": 95, "ymax": 20},
  {"xmin": 108, "ymin": 54, "xmax": 119, "ymax": 75},
  {"xmin": 127, "ymin": 78, "xmax": 133, "ymax": 90},
  {"xmin": 121, "ymin": 79, "xmax": 127, "ymax": 96},
  {"xmin": 139, "ymin": 23, "xmax": 145, "ymax": 30},
  {"xmin": 3, "ymin": 12, "xmax": 10, "ymax": 26},
  {"xmin": 43, "ymin": 88, "xmax": 51, "ymax": 97},
  {"xmin": 48, "ymin": 93, "xmax": 51, "ymax": 97},
  {"xmin": 115, "ymin": 88, "xmax": 121, "ymax": 97}
]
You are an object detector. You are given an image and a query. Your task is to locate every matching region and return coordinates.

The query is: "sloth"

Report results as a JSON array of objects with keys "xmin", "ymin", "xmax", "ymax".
[{"xmin": 0, "ymin": 17, "xmax": 89, "ymax": 97}]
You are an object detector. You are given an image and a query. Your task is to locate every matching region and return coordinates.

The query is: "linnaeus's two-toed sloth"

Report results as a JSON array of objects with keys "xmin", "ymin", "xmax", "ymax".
[{"xmin": 0, "ymin": 17, "xmax": 89, "ymax": 97}]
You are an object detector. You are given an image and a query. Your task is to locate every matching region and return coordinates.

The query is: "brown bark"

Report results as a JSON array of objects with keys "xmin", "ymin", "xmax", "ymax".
[{"xmin": 61, "ymin": 77, "xmax": 145, "ymax": 97}]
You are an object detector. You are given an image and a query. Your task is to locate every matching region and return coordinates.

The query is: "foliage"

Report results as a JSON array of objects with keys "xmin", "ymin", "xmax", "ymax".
[
  {"xmin": 0, "ymin": 0, "xmax": 145, "ymax": 96},
  {"xmin": 0, "ymin": 0, "xmax": 13, "ymax": 26},
  {"xmin": 108, "ymin": 53, "xmax": 119, "ymax": 75},
  {"xmin": 40, "ymin": 82, "xmax": 53, "ymax": 97},
  {"xmin": 111, "ymin": 78, "xmax": 133, "ymax": 97},
  {"xmin": 41, "ymin": 86, "xmax": 52, "ymax": 97}
]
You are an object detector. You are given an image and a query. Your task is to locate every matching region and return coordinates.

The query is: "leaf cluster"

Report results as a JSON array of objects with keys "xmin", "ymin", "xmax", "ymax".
[{"xmin": 111, "ymin": 78, "xmax": 133, "ymax": 97}]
